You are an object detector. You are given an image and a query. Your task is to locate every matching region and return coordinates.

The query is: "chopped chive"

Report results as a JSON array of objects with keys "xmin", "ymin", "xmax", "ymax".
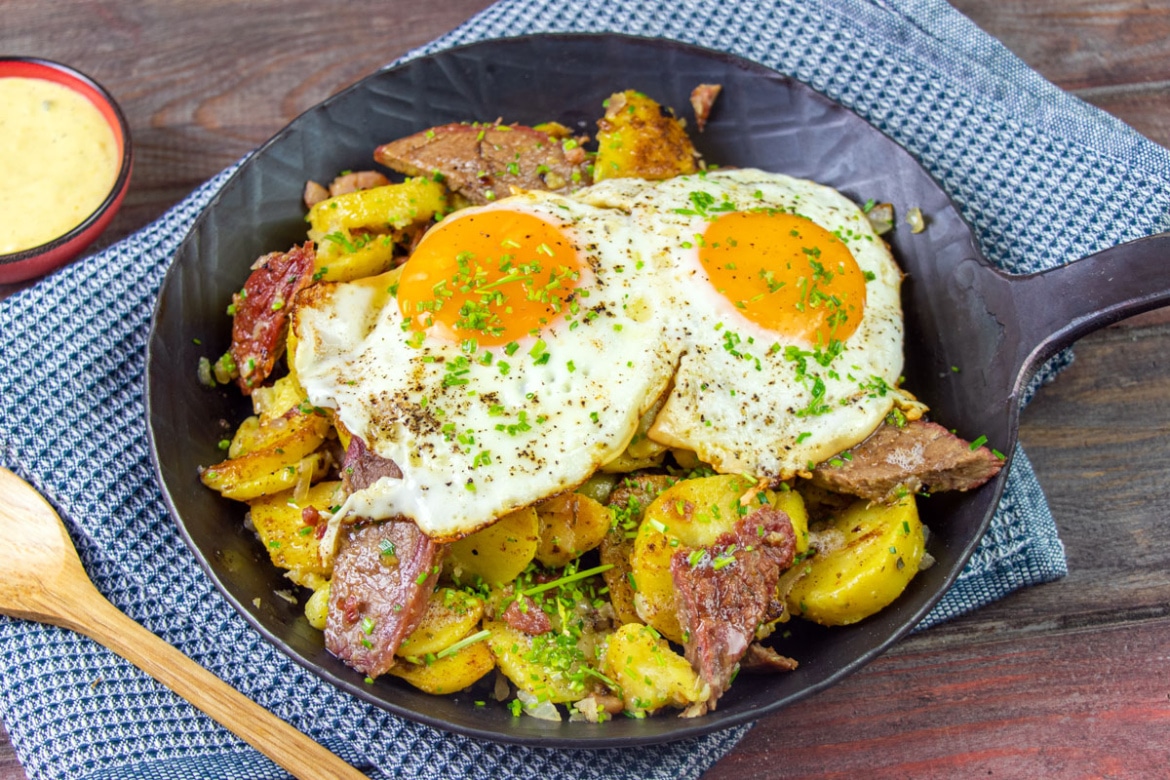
[
  {"xmin": 522, "ymin": 564, "xmax": 613, "ymax": 596},
  {"xmin": 435, "ymin": 629, "xmax": 491, "ymax": 659}
]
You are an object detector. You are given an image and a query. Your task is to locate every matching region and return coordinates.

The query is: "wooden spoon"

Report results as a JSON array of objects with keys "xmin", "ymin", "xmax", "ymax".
[{"xmin": 0, "ymin": 467, "xmax": 367, "ymax": 780}]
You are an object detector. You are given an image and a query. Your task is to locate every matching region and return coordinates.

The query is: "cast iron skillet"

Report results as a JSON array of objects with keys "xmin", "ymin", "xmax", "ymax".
[{"xmin": 146, "ymin": 34, "xmax": 1170, "ymax": 747}]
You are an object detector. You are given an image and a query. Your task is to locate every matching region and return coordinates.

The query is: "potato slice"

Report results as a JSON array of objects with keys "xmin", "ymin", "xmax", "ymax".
[
  {"xmin": 601, "ymin": 623, "xmax": 704, "ymax": 715},
  {"xmin": 485, "ymin": 620, "xmax": 592, "ymax": 704},
  {"xmin": 594, "ymin": 90, "xmax": 699, "ymax": 182},
  {"xmin": 773, "ymin": 488, "xmax": 810, "ymax": 556},
  {"xmin": 787, "ymin": 495, "xmax": 925, "ymax": 626},
  {"xmin": 201, "ymin": 408, "xmax": 331, "ymax": 501},
  {"xmin": 311, "ymin": 231, "xmax": 397, "ymax": 283},
  {"xmin": 305, "ymin": 582, "xmax": 330, "ymax": 630},
  {"xmin": 600, "ymin": 474, "xmax": 673, "ymax": 627},
  {"xmin": 599, "ymin": 529, "xmax": 641, "ymax": 627},
  {"xmin": 387, "ymin": 639, "xmax": 495, "ymax": 695},
  {"xmin": 630, "ymin": 474, "xmax": 777, "ymax": 643},
  {"xmin": 397, "ymin": 588, "xmax": 484, "ymax": 660},
  {"xmin": 534, "ymin": 492, "xmax": 610, "ymax": 568},
  {"xmin": 251, "ymin": 373, "xmax": 310, "ymax": 422},
  {"xmin": 202, "ymin": 450, "xmax": 328, "ymax": 503},
  {"xmin": 230, "ymin": 375, "xmax": 320, "ymax": 458},
  {"xmin": 248, "ymin": 480, "xmax": 341, "ymax": 587},
  {"xmin": 447, "ymin": 507, "xmax": 539, "ymax": 586},
  {"xmin": 307, "ymin": 179, "xmax": 445, "ymax": 282},
  {"xmin": 307, "ymin": 177, "xmax": 447, "ymax": 236}
]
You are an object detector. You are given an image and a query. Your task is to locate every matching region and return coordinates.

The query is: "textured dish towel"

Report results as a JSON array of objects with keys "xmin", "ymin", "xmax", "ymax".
[{"xmin": 3, "ymin": 1, "xmax": 1169, "ymax": 778}]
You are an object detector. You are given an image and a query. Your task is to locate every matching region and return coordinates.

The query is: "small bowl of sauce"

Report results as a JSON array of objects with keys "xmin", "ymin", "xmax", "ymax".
[{"xmin": 0, "ymin": 58, "xmax": 133, "ymax": 284}]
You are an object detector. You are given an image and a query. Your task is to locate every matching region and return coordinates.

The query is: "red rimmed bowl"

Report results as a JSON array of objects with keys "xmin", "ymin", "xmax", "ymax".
[{"xmin": 0, "ymin": 57, "xmax": 133, "ymax": 284}]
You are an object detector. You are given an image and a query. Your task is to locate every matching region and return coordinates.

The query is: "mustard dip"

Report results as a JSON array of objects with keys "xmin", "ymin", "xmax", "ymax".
[{"xmin": 0, "ymin": 77, "xmax": 121, "ymax": 255}]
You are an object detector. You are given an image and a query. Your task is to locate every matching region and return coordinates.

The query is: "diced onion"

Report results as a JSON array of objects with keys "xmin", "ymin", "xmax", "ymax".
[{"xmin": 517, "ymin": 689, "xmax": 562, "ymax": 721}]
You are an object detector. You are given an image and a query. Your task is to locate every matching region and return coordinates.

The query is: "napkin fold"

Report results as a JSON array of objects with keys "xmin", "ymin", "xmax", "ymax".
[{"xmin": 3, "ymin": 1, "xmax": 1168, "ymax": 778}]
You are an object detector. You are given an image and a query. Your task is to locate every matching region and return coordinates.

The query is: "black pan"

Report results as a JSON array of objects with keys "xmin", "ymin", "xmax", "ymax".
[{"xmin": 145, "ymin": 33, "xmax": 1170, "ymax": 747}]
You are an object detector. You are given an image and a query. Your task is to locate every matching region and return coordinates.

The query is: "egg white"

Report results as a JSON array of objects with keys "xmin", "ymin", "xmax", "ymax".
[
  {"xmin": 579, "ymin": 169, "xmax": 905, "ymax": 476},
  {"xmin": 293, "ymin": 191, "xmax": 676, "ymax": 540},
  {"xmin": 294, "ymin": 169, "xmax": 905, "ymax": 540}
]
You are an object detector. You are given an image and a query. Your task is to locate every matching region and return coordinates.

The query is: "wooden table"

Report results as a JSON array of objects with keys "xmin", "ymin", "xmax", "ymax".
[{"xmin": 4, "ymin": 1, "xmax": 1168, "ymax": 777}]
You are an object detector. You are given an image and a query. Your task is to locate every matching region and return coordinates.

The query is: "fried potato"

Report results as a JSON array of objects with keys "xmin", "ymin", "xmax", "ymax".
[
  {"xmin": 202, "ymin": 450, "xmax": 328, "ymax": 503},
  {"xmin": 593, "ymin": 90, "xmax": 699, "ymax": 182},
  {"xmin": 305, "ymin": 582, "xmax": 330, "ymax": 630},
  {"xmin": 773, "ymin": 488, "xmax": 810, "ymax": 556},
  {"xmin": 248, "ymin": 480, "xmax": 341, "ymax": 588},
  {"xmin": 229, "ymin": 376, "xmax": 320, "ymax": 458},
  {"xmin": 787, "ymin": 495, "xmax": 924, "ymax": 626},
  {"xmin": 447, "ymin": 507, "xmax": 539, "ymax": 586},
  {"xmin": 397, "ymin": 588, "xmax": 484, "ymax": 660},
  {"xmin": 307, "ymin": 178, "xmax": 447, "ymax": 282},
  {"xmin": 201, "ymin": 407, "xmax": 331, "ymax": 501},
  {"xmin": 485, "ymin": 620, "xmax": 585, "ymax": 704},
  {"xmin": 387, "ymin": 639, "xmax": 495, "ymax": 694},
  {"xmin": 534, "ymin": 492, "xmax": 610, "ymax": 568},
  {"xmin": 600, "ymin": 473, "xmax": 674, "ymax": 627},
  {"xmin": 599, "ymin": 528, "xmax": 641, "ymax": 627},
  {"xmin": 308, "ymin": 177, "xmax": 447, "ymax": 235},
  {"xmin": 251, "ymin": 374, "xmax": 310, "ymax": 422},
  {"xmin": 601, "ymin": 623, "xmax": 704, "ymax": 715}
]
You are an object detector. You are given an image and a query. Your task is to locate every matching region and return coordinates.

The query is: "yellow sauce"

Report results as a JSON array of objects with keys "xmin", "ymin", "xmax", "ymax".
[{"xmin": 0, "ymin": 77, "xmax": 121, "ymax": 254}]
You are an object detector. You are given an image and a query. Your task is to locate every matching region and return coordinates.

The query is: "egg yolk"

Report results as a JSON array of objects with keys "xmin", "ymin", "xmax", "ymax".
[
  {"xmin": 397, "ymin": 210, "xmax": 585, "ymax": 346},
  {"xmin": 699, "ymin": 211, "xmax": 866, "ymax": 344}
]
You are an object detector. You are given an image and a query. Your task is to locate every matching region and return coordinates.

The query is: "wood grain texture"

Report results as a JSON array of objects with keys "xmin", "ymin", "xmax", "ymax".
[{"xmin": 2, "ymin": 1, "xmax": 1169, "ymax": 778}]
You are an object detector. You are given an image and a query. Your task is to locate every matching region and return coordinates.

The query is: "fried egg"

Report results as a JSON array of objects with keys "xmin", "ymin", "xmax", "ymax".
[
  {"xmin": 578, "ymin": 169, "xmax": 904, "ymax": 475},
  {"xmin": 293, "ymin": 191, "xmax": 676, "ymax": 540},
  {"xmin": 294, "ymin": 169, "xmax": 904, "ymax": 540}
]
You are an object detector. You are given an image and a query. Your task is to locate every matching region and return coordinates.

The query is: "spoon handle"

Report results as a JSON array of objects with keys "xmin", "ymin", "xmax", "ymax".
[{"xmin": 67, "ymin": 591, "xmax": 367, "ymax": 780}]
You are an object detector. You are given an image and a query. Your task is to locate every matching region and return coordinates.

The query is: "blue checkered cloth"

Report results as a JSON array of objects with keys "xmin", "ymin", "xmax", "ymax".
[{"xmin": 3, "ymin": 1, "xmax": 1168, "ymax": 777}]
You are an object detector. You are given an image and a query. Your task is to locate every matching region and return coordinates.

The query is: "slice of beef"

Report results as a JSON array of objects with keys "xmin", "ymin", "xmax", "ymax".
[
  {"xmin": 671, "ymin": 506, "xmax": 796, "ymax": 710},
  {"xmin": 341, "ymin": 435, "xmax": 402, "ymax": 494},
  {"xmin": 324, "ymin": 518, "xmax": 441, "ymax": 677},
  {"xmin": 739, "ymin": 642, "xmax": 799, "ymax": 674},
  {"xmin": 501, "ymin": 595, "xmax": 552, "ymax": 635},
  {"xmin": 374, "ymin": 122, "xmax": 591, "ymax": 205},
  {"xmin": 230, "ymin": 242, "xmax": 316, "ymax": 394},
  {"xmin": 810, "ymin": 419, "xmax": 1004, "ymax": 503}
]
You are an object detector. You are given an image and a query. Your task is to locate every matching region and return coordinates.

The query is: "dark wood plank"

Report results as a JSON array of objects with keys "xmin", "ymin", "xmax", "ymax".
[
  {"xmin": 951, "ymin": 0, "xmax": 1170, "ymax": 90},
  {"xmin": 3, "ymin": 2, "xmax": 1169, "ymax": 779}
]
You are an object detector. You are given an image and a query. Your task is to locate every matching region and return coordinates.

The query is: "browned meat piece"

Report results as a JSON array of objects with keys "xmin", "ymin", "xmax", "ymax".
[
  {"xmin": 739, "ymin": 642, "xmax": 799, "ymax": 674},
  {"xmin": 328, "ymin": 170, "xmax": 390, "ymax": 197},
  {"xmin": 230, "ymin": 243, "xmax": 316, "ymax": 395},
  {"xmin": 501, "ymin": 595, "xmax": 552, "ymax": 635},
  {"xmin": 341, "ymin": 435, "xmax": 402, "ymax": 494},
  {"xmin": 671, "ymin": 506, "xmax": 796, "ymax": 709},
  {"xmin": 374, "ymin": 122, "xmax": 591, "ymax": 205},
  {"xmin": 325, "ymin": 518, "xmax": 441, "ymax": 677},
  {"xmin": 689, "ymin": 83, "xmax": 722, "ymax": 132},
  {"xmin": 303, "ymin": 179, "xmax": 330, "ymax": 209},
  {"xmin": 303, "ymin": 171, "xmax": 391, "ymax": 209},
  {"xmin": 809, "ymin": 419, "xmax": 1004, "ymax": 502}
]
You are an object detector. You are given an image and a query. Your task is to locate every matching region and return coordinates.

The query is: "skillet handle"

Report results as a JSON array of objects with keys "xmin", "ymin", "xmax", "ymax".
[{"xmin": 989, "ymin": 232, "xmax": 1170, "ymax": 397}]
